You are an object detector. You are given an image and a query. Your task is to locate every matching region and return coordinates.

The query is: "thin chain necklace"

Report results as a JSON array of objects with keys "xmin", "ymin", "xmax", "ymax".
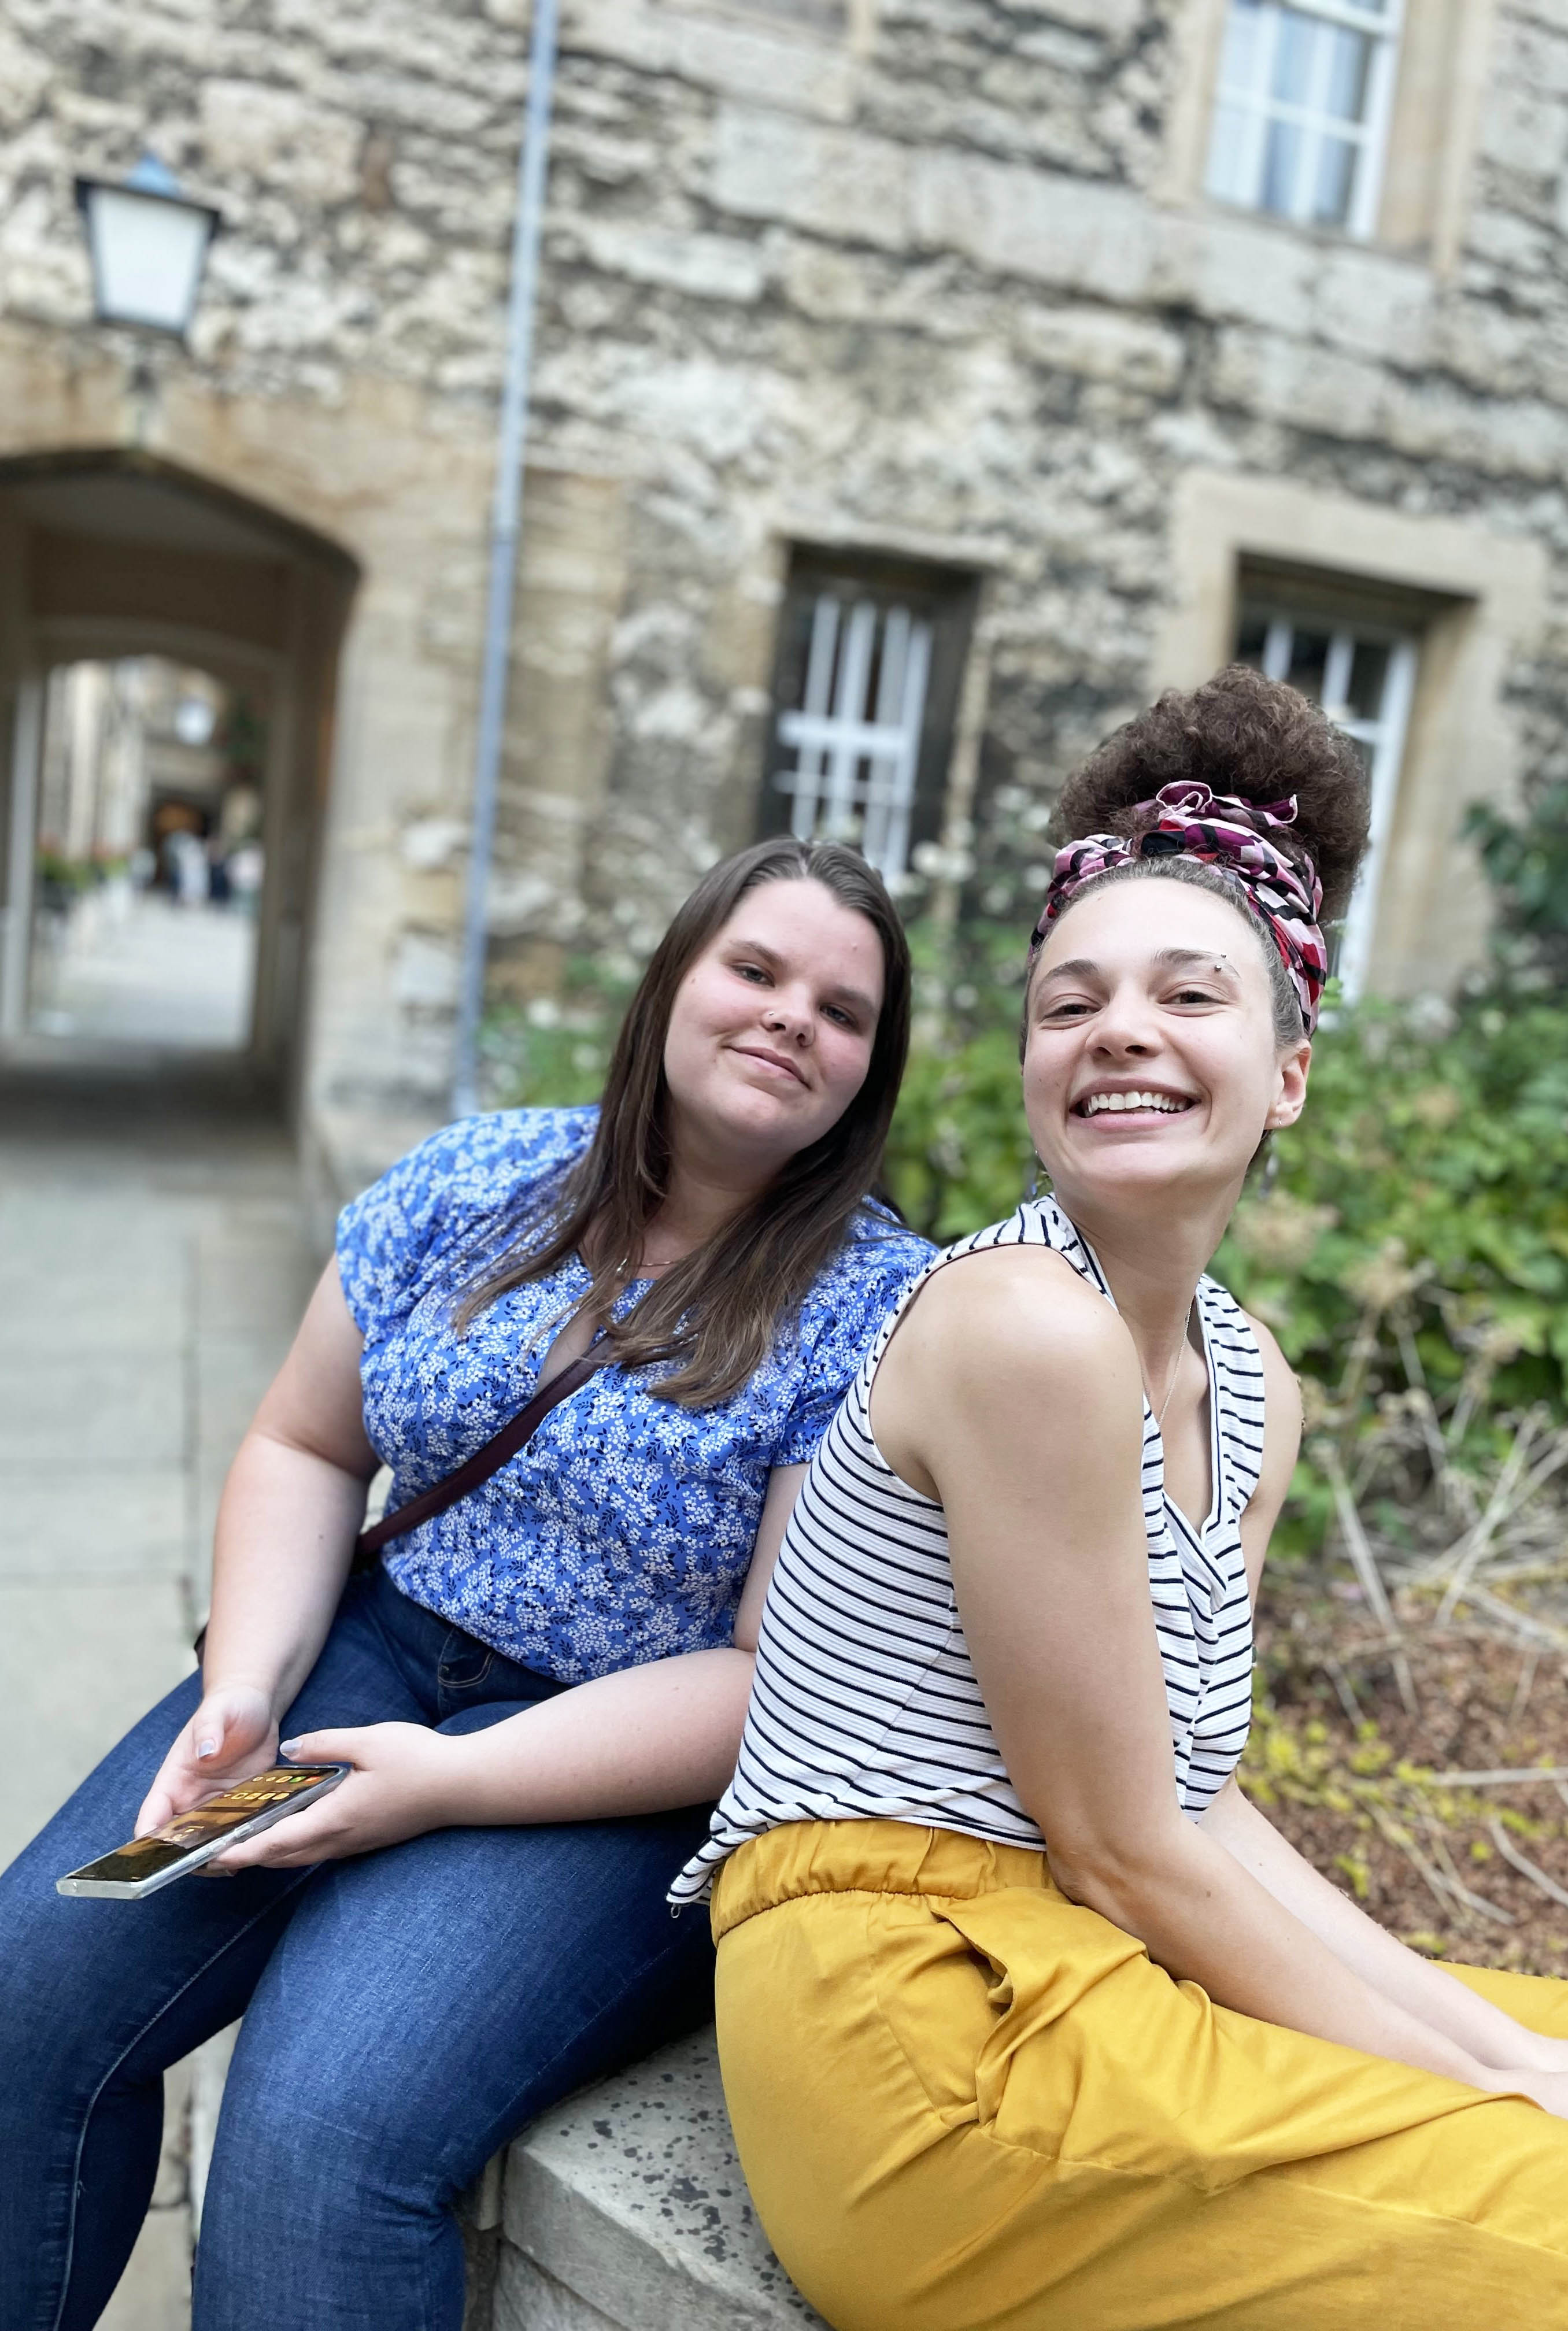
[{"xmin": 1148, "ymin": 1303, "xmax": 1196, "ymax": 1433}]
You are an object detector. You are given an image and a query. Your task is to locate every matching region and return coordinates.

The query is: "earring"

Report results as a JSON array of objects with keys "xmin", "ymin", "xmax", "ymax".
[
  {"xmin": 1026, "ymin": 1152, "xmax": 1050, "ymax": 1202},
  {"xmin": 1258, "ymin": 1143, "xmax": 1281, "ymax": 1198}
]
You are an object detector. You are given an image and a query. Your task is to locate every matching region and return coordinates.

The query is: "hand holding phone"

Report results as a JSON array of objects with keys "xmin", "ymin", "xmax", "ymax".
[
  {"xmin": 58, "ymin": 1765, "xmax": 351, "ymax": 1899},
  {"xmin": 135, "ymin": 1681, "xmax": 280, "ymax": 1842}
]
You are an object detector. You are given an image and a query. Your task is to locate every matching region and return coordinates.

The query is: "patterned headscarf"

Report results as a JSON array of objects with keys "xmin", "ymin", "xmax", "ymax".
[{"xmin": 1029, "ymin": 781, "xmax": 1328, "ymax": 1034}]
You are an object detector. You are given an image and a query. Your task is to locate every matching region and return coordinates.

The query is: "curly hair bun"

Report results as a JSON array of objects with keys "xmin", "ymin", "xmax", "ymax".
[{"xmin": 1053, "ymin": 664, "xmax": 1371, "ymax": 922}]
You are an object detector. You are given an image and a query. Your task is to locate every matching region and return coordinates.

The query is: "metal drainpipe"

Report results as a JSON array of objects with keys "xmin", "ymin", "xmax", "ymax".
[{"xmin": 452, "ymin": 0, "xmax": 560, "ymax": 1120}]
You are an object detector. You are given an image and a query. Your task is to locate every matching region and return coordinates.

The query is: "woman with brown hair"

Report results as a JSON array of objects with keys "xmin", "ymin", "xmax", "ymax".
[
  {"xmin": 686, "ymin": 672, "xmax": 1568, "ymax": 2328},
  {"xmin": 0, "ymin": 838, "xmax": 931, "ymax": 2331}
]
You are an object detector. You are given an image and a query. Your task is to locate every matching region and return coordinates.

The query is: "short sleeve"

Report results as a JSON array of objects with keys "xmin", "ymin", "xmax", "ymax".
[
  {"xmin": 775, "ymin": 1218, "xmax": 934, "ymax": 1467},
  {"xmin": 335, "ymin": 1106, "xmax": 596, "ymax": 1344}
]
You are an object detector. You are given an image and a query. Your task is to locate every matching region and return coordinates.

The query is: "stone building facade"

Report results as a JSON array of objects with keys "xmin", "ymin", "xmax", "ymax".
[{"xmin": 0, "ymin": 0, "xmax": 1560, "ymax": 1186}]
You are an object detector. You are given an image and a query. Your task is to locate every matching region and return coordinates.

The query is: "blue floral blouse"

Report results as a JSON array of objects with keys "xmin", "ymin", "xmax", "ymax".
[{"xmin": 336, "ymin": 1107, "xmax": 933, "ymax": 1684}]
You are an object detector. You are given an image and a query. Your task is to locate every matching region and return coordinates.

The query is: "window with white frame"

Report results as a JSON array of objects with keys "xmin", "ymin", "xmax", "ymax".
[
  {"xmin": 1206, "ymin": 0, "xmax": 1403, "ymax": 238},
  {"xmin": 761, "ymin": 552, "xmax": 977, "ymax": 883},
  {"xmin": 1234, "ymin": 602, "xmax": 1417, "ymax": 998}
]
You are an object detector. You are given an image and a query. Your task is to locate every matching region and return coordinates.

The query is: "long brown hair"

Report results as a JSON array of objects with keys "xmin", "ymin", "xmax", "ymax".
[{"xmin": 454, "ymin": 838, "xmax": 914, "ymax": 1406}]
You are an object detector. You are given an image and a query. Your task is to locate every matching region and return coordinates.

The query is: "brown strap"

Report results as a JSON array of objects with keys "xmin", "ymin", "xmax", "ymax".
[
  {"xmin": 194, "ymin": 1351, "xmax": 604, "ymax": 1659},
  {"xmin": 352, "ymin": 1348, "xmax": 605, "ymax": 1566}
]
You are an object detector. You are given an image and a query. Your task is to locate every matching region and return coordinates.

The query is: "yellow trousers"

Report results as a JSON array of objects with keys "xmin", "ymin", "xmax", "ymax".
[{"xmin": 712, "ymin": 1820, "xmax": 1568, "ymax": 2330}]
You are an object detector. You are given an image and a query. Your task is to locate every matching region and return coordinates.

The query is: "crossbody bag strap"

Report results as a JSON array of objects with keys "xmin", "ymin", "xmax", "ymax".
[
  {"xmin": 353, "ymin": 1346, "xmax": 605, "ymax": 1564},
  {"xmin": 192, "ymin": 1349, "xmax": 605, "ymax": 1662}
]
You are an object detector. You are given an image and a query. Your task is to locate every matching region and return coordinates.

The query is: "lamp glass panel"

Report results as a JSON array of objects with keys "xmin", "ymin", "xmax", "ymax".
[{"xmin": 85, "ymin": 187, "xmax": 210, "ymax": 333}]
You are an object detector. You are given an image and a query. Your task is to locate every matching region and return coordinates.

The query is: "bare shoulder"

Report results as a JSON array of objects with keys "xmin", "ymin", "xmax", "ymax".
[
  {"xmin": 907, "ymin": 1242, "xmax": 1133, "ymax": 1379},
  {"xmin": 873, "ymin": 1240, "xmax": 1141, "ymax": 1500},
  {"xmin": 881, "ymin": 1240, "xmax": 1137, "ymax": 1417}
]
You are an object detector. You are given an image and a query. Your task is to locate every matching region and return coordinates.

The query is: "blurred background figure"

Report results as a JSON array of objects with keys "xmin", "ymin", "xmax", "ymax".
[{"xmin": 27, "ymin": 659, "xmax": 265, "ymax": 1052}]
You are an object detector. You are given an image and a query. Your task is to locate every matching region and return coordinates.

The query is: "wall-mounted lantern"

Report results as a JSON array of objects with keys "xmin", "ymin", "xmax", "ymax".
[{"xmin": 73, "ymin": 154, "xmax": 221, "ymax": 341}]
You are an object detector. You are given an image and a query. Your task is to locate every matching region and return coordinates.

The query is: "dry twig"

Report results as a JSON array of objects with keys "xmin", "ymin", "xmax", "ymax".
[
  {"xmin": 1322, "ymin": 1448, "xmax": 1419, "ymax": 1718},
  {"xmin": 1366, "ymin": 1804, "xmax": 1514, "ymax": 1927},
  {"xmin": 1486, "ymin": 1819, "xmax": 1568, "ymax": 1915},
  {"xmin": 1507, "ymin": 1649, "xmax": 1540, "ymax": 1725},
  {"xmin": 1319, "ymin": 1656, "xmax": 1366, "ymax": 1730},
  {"xmin": 1451, "ymin": 1585, "xmax": 1568, "ymax": 1653},
  {"xmin": 1434, "ymin": 1414, "xmax": 1543, "ymax": 1625}
]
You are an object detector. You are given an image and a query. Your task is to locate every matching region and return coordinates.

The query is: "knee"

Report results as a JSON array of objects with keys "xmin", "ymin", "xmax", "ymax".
[
  {"xmin": 0, "ymin": 1879, "xmax": 116, "ymax": 2074},
  {"xmin": 205, "ymin": 2016, "xmax": 441, "ymax": 2220}
]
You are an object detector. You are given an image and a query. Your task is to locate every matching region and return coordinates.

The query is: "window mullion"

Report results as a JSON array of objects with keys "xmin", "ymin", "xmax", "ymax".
[
  {"xmin": 1242, "ymin": 2, "xmax": 1283, "ymax": 210},
  {"xmin": 1349, "ymin": 23, "xmax": 1399, "ymax": 238},
  {"xmin": 879, "ymin": 618, "xmax": 932, "ymax": 882},
  {"xmin": 1336, "ymin": 635, "xmax": 1416, "ymax": 1001},
  {"xmin": 861, "ymin": 605, "xmax": 911, "ymax": 870},
  {"xmin": 785, "ymin": 594, "xmax": 841, "ymax": 841},
  {"xmin": 1322, "ymin": 631, "xmax": 1354, "ymax": 716},
  {"xmin": 1210, "ymin": 0, "xmax": 1402, "ymax": 240},
  {"xmin": 824, "ymin": 600, "xmax": 877, "ymax": 838},
  {"xmin": 1292, "ymin": 13, "xmax": 1337, "ymax": 224}
]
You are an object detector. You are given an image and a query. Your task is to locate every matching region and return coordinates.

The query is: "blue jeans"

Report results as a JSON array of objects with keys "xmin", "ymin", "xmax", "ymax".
[{"xmin": 0, "ymin": 1566, "xmax": 717, "ymax": 2331}]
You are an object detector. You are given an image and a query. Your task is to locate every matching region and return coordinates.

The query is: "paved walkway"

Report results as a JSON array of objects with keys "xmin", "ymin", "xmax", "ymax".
[
  {"xmin": 0, "ymin": 1057, "xmax": 321, "ymax": 2328},
  {"xmin": 29, "ymin": 892, "xmax": 257, "ymax": 1051}
]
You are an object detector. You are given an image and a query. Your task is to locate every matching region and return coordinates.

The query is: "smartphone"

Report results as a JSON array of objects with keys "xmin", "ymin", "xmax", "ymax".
[{"xmin": 56, "ymin": 1763, "xmax": 351, "ymax": 1900}]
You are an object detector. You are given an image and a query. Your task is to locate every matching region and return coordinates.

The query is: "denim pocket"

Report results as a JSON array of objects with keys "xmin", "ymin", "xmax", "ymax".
[{"xmin": 437, "ymin": 1636, "xmax": 495, "ymax": 1692}]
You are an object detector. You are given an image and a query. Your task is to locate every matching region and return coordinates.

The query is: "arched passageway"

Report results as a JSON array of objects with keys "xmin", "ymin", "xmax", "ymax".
[{"xmin": 0, "ymin": 449, "xmax": 358, "ymax": 1113}]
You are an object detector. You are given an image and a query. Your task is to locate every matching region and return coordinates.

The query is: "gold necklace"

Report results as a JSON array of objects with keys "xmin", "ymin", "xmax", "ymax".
[{"xmin": 1148, "ymin": 1304, "xmax": 1196, "ymax": 1432}]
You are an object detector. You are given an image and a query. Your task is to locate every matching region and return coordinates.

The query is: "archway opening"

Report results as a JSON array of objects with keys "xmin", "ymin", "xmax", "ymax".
[
  {"xmin": 27, "ymin": 655, "xmax": 267, "ymax": 1052},
  {"xmin": 0, "ymin": 449, "xmax": 358, "ymax": 1111}
]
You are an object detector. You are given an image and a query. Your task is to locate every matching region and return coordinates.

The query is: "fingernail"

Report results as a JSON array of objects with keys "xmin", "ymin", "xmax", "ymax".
[
  {"xmin": 197, "ymin": 1738, "xmax": 218, "ymax": 1759},
  {"xmin": 279, "ymin": 1738, "xmax": 301, "ymax": 1756}
]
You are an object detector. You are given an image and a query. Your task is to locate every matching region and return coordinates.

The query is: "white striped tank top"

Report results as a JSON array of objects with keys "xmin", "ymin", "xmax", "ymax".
[{"xmin": 671, "ymin": 1195, "xmax": 1265, "ymax": 1906}]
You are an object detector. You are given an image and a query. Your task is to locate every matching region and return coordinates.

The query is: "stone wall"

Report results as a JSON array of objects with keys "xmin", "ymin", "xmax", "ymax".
[{"xmin": 1, "ymin": 0, "xmax": 1564, "ymax": 1170}]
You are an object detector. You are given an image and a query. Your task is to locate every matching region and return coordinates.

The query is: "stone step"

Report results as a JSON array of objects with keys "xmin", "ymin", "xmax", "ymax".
[{"xmin": 474, "ymin": 2029, "xmax": 827, "ymax": 2331}]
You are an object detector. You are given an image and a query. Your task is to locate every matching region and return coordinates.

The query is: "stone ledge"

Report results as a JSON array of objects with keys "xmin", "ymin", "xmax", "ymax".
[{"xmin": 474, "ymin": 2030, "xmax": 826, "ymax": 2331}]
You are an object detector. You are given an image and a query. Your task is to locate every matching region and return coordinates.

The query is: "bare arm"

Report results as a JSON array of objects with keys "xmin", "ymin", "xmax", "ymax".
[
  {"xmin": 1202, "ymin": 1780, "xmax": 1568, "ymax": 2076},
  {"xmin": 1204, "ymin": 1313, "xmax": 1568, "ymax": 2080},
  {"xmin": 872, "ymin": 1250, "xmax": 1567, "ymax": 2110},
  {"xmin": 136, "ymin": 1260, "xmax": 378, "ymax": 1833},
  {"xmin": 215, "ymin": 1459, "xmax": 806, "ymax": 1868}
]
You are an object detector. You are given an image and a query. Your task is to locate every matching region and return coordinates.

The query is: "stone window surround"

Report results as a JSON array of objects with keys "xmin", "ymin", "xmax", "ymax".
[
  {"xmin": 758, "ymin": 542, "xmax": 983, "ymax": 883},
  {"xmin": 1160, "ymin": 0, "xmax": 1502, "ymax": 271},
  {"xmin": 722, "ymin": 521, "xmax": 999, "ymax": 902},
  {"xmin": 1204, "ymin": 0, "xmax": 1405, "ymax": 242},
  {"xmin": 1152, "ymin": 467, "xmax": 1548, "ymax": 1001},
  {"xmin": 1236, "ymin": 593, "xmax": 1419, "ymax": 1000}
]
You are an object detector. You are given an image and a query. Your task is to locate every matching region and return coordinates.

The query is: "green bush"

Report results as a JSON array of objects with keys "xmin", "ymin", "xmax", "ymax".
[{"xmin": 1464, "ymin": 781, "xmax": 1568, "ymax": 981}]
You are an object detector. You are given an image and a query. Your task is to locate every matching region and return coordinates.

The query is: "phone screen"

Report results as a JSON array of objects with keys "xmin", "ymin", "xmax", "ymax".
[{"xmin": 66, "ymin": 1766, "xmax": 342, "ymax": 1886}]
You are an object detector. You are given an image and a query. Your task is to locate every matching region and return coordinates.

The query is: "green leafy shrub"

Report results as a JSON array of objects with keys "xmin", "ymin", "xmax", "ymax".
[
  {"xmin": 1214, "ymin": 990, "xmax": 1568, "ymax": 1408},
  {"xmin": 479, "ymin": 952, "xmax": 641, "ymax": 1111},
  {"xmin": 1464, "ymin": 782, "xmax": 1568, "ymax": 981}
]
